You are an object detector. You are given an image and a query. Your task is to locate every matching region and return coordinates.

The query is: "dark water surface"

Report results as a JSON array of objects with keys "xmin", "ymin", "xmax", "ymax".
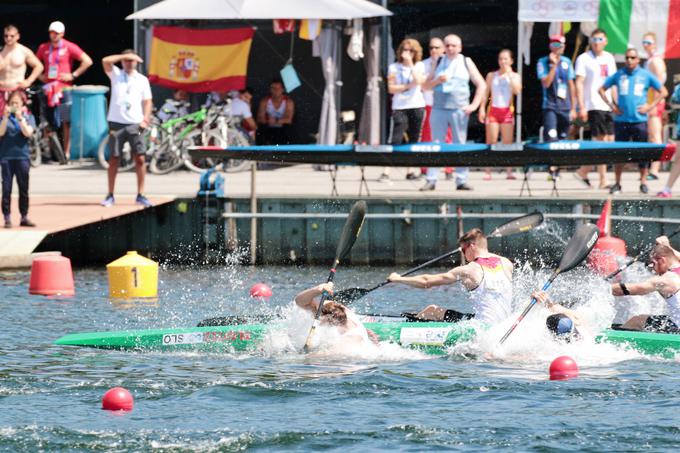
[{"xmin": 1, "ymin": 265, "xmax": 679, "ymax": 452}]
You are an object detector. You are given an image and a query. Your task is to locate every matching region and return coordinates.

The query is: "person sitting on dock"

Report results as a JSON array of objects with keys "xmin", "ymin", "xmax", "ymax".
[
  {"xmin": 294, "ymin": 282, "xmax": 379, "ymax": 348},
  {"xmin": 387, "ymin": 228, "xmax": 513, "ymax": 325},
  {"xmin": 611, "ymin": 244, "xmax": 680, "ymax": 334}
]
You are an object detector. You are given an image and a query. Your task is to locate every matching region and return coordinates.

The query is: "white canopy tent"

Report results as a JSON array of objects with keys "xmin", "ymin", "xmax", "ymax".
[
  {"xmin": 127, "ymin": 0, "xmax": 392, "ymax": 20},
  {"xmin": 516, "ymin": 0, "xmax": 599, "ymax": 141}
]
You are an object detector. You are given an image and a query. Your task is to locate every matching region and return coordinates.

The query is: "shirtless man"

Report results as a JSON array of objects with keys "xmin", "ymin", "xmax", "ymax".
[
  {"xmin": 294, "ymin": 282, "xmax": 379, "ymax": 349},
  {"xmin": 611, "ymin": 243, "xmax": 680, "ymax": 333},
  {"xmin": 642, "ymin": 32, "xmax": 667, "ymax": 180},
  {"xmin": 387, "ymin": 228, "xmax": 514, "ymax": 325},
  {"xmin": 0, "ymin": 25, "xmax": 43, "ymax": 113}
]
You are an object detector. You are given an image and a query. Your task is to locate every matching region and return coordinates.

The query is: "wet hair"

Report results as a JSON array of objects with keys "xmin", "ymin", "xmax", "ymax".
[
  {"xmin": 651, "ymin": 244, "xmax": 676, "ymax": 260},
  {"xmin": 458, "ymin": 228, "xmax": 488, "ymax": 249},
  {"xmin": 8, "ymin": 89, "xmax": 27, "ymax": 105},
  {"xmin": 591, "ymin": 28, "xmax": 607, "ymax": 38},
  {"xmin": 320, "ymin": 301, "xmax": 347, "ymax": 326},
  {"xmin": 396, "ymin": 38, "xmax": 423, "ymax": 63}
]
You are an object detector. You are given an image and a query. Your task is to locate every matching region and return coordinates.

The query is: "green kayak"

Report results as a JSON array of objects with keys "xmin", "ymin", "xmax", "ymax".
[{"xmin": 55, "ymin": 322, "xmax": 680, "ymax": 358}]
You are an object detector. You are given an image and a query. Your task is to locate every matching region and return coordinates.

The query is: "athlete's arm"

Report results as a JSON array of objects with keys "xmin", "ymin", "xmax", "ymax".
[
  {"xmin": 541, "ymin": 56, "xmax": 558, "ymax": 88},
  {"xmin": 21, "ymin": 48, "xmax": 44, "ymax": 88},
  {"xmin": 388, "ymin": 266, "xmax": 470, "ymax": 289},
  {"xmin": 280, "ymin": 98, "xmax": 294, "ymax": 125},
  {"xmin": 478, "ymin": 72, "xmax": 493, "ymax": 123},
  {"xmin": 611, "ymin": 277, "xmax": 665, "ymax": 296},
  {"xmin": 294, "ymin": 282, "xmax": 334, "ymax": 312},
  {"xmin": 74, "ymin": 51, "xmax": 93, "ymax": 79},
  {"xmin": 256, "ymin": 99, "xmax": 267, "ymax": 125},
  {"xmin": 509, "ymin": 71, "xmax": 522, "ymax": 95},
  {"xmin": 575, "ymin": 75, "xmax": 587, "ymax": 121}
]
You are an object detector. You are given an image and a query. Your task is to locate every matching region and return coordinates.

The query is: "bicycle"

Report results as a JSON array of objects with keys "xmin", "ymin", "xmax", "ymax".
[
  {"xmin": 97, "ymin": 115, "xmax": 161, "ymax": 171},
  {"xmin": 26, "ymin": 87, "xmax": 67, "ymax": 166}
]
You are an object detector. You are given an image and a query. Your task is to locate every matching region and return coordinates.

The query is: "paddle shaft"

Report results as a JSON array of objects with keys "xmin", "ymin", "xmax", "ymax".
[
  {"xmin": 606, "ymin": 227, "xmax": 680, "ymax": 280},
  {"xmin": 499, "ymin": 272, "xmax": 558, "ymax": 345}
]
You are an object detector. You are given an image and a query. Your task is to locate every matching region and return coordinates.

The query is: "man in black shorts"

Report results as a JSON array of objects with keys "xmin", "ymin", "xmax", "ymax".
[
  {"xmin": 574, "ymin": 28, "xmax": 617, "ymax": 189},
  {"xmin": 100, "ymin": 50, "xmax": 153, "ymax": 207},
  {"xmin": 611, "ymin": 243, "xmax": 680, "ymax": 334}
]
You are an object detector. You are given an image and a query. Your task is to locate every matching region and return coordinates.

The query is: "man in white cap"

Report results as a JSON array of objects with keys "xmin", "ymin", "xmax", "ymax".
[
  {"xmin": 36, "ymin": 21, "xmax": 93, "ymax": 161},
  {"xmin": 0, "ymin": 24, "xmax": 44, "ymax": 114}
]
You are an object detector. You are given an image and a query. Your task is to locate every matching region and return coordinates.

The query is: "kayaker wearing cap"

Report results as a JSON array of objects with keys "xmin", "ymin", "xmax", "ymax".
[
  {"xmin": 532, "ymin": 290, "xmax": 587, "ymax": 341},
  {"xmin": 294, "ymin": 282, "xmax": 379, "ymax": 347},
  {"xmin": 387, "ymin": 228, "xmax": 513, "ymax": 324},
  {"xmin": 611, "ymin": 244, "xmax": 680, "ymax": 333}
]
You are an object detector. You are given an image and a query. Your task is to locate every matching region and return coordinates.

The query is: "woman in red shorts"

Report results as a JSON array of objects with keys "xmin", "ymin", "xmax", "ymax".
[{"xmin": 479, "ymin": 49, "xmax": 522, "ymax": 180}]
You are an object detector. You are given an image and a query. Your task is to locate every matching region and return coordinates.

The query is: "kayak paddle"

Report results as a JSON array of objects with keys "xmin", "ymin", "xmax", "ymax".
[
  {"xmin": 605, "ymin": 226, "xmax": 680, "ymax": 280},
  {"xmin": 334, "ymin": 211, "xmax": 544, "ymax": 304},
  {"xmin": 302, "ymin": 200, "xmax": 367, "ymax": 352},
  {"xmin": 499, "ymin": 222, "xmax": 599, "ymax": 345}
]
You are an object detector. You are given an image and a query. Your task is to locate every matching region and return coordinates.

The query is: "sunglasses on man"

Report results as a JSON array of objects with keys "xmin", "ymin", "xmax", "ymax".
[
  {"xmin": 642, "ymin": 39, "xmax": 654, "ymax": 45},
  {"xmin": 591, "ymin": 37, "xmax": 605, "ymax": 43}
]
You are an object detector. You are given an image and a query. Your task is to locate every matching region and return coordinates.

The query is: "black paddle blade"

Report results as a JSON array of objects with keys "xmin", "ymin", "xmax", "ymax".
[
  {"xmin": 334, "ymin": 201, "xmax": 367, "ymax": 262},
  {"xmin": 333, "ymin": 287, "xmax": 371, "ymax": 304},
  {"xmin": 488, "ymin": 212, "xmax": 544, "ymax": 238},
  {"xmin": 557, "ymin": 223, "xmax": 600, "ymax": 274}
]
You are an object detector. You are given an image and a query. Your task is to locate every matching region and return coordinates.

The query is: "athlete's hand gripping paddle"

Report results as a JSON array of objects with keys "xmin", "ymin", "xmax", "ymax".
[
  {"xmin": 302, "ymin": 201, "xmax": 367, "ymax": 353},
  {"xmin": 499, "ymin": 223, "xmax": 599, "ymax": 345},
  {"xmin": 605, "ymin": 226, "xmax": 680, "ymax": 280},
  {"xmin": 334, "ymin": 212, "xmax": 544, "ymax": 304}
]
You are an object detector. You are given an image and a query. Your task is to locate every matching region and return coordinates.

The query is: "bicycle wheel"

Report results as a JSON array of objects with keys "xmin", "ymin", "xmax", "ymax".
[
  {"xmin": 222, "ymin": 128, "xmax": 252, "ymax": 173},
  {"xmin": 182, "ymin": 129, "xmax": 221, "ymax": 173},
  {"xmin": 149, "ymin": 140, "xmax": 184, "ymax": 175},
  {"xmin": 48, "ymin": 134, "xmax": 68, "ymax": 165},
  {"xmin": 97, "ymin": 134, "xmax": 136, "ymax": 171},
  {"xmin": 29, "ymin": 135, "xmax": 42, "ymax": 167}
]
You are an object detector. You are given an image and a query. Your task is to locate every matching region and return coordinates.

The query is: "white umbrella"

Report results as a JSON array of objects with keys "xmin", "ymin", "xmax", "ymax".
[{"xmin": 127, "ymin": 0, "xmax": 392, "ymax": 20}]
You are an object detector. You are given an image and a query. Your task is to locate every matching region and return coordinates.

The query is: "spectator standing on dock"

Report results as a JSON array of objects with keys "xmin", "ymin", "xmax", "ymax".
[
  {"xmin": 422, "ymin": 34, "xmax": 486, "ymax": 191},
  {"xmin": 657, "ymin": 80, "xmax": 680, "ymax": 197},
  {"xmin": 0, "ymin": 25, "xmax": 43, "ymax": 113},
  {"xmin": 642, "ymin": 32, "xmax": 668, "ymax": 181},
  {"xmin": 0, "ymin": 90, "xmax": 36, "ymax": 228},
  {"xmin": 380, "ymin": 38, "xmax": 426, "ymax": 184},
  {"xmin": 479, "ymin": 48, "xmax": 521, "ymax": 180},
  {"xmin": 573, "ymin": 28, "xmax": 617, "ymax": 189},
  {"xmin": 599, "ymin": 47, "xmax": 666, "ymax": 195},
  {"xmin": 537, "ymin": 35, "xmax": 577, "ymax": 142},
  {"xmin": 100, "ymin": 49, "xmax": 153, "ymax": 208},
  {"xmin": 36, "ymin": 21, "xmax": 93, "ymax": 161},
  {"xmin": 256, "ymin": 78, "xmax": 295, "ymax": 145},
  {"xmin": 420, "ymin": 37, "xmax": 453, "ymax": 181}
]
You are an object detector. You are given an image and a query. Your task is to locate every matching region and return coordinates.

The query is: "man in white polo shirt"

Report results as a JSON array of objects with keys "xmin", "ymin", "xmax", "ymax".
[{"xmin": 100, "ymin": 49, "xmax": 152, "ymax": 208}]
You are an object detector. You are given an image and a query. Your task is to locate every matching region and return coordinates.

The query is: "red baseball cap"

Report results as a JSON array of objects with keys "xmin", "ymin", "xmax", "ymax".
[{"xmin": 549, "ymin": 34, "xmax": 566, "ymax": 44}]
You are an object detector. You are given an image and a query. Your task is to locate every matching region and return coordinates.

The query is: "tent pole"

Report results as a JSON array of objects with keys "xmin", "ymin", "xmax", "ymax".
[
  {"xmin": 380, "ymin": 0, "xmax": 389, "ymax": 144},
  {"xmin": 516, "ymin": 22, "xmax": 523, "ymax": 143}
]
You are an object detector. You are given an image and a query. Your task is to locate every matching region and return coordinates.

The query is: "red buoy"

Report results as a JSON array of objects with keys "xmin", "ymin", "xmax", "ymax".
[
  {"xmin": 250, "ymin": 283, "xmax": 272, "ymax": 299},
  {"xmin": 549, "ymin": 355, "xmax": 579, "ymax": 380},
  {"xmin": 102, "ymin": 387, "xmax": 134, "ymax": 411},
  {"xmin": 29, "ymin": 255, "xmax": 75, "ymax": 297},
  {"xmin": 588, "ymin": 236, "xmax": 627, "ymax": 276}
]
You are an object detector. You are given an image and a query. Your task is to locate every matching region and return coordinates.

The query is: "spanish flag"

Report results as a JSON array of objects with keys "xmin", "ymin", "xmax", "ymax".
[{"xmin": 149, "ymin": 26, "xmax": 254, "ymax": 93}]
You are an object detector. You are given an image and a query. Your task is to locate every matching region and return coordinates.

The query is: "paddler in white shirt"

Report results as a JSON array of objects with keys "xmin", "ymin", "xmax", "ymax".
[
  {"xmin": 387, "ymin": 228, "xmax": 514, "ymax": 325},
  {"xmin": 294, "ymin": 282, "xmax": 380, "ymax": 348},
  {"xmin": 611, "ymin": 243, "xmax": 680, "ymax": 334}
]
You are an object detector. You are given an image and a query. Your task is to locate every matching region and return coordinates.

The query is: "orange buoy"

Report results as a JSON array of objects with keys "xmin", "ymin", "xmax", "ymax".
[
  {"xmin": 29, "ymin": 255, "xmax": 75, "ymax": 297},
  {"xmin": 102, "ymin": 387, "xmax": 134, "ymax": 411},
  {"xmin": 549, "ymin": 355, "xmax": 579, "ymax": 380},
  {"xmin": 587, "ymin": 199, "xmax": 627, "ymax": 277}
]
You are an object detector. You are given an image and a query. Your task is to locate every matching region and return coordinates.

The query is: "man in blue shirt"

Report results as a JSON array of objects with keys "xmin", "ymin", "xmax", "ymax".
[
  {"xmin": 537, "ymin": 35, "xmax": 577, "ymax": 143},
  {"xmin": 599, "ymin": 47, "xmax": 666, "ymax": 194}
]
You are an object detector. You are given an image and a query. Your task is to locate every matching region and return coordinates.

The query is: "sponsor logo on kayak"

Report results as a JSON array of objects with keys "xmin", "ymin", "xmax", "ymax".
[
  {"xmin": 161, "ymin": 331, "xmax": 251, "ymax": 346},
  {"xmin": 399, "ymin": 327, "xmax": 453, "ymax": 346},
  {"xmin": 409, "ymin": 144, "xmax": 441, "ymax": 152},
  {"xmin": 547, "ymin": 142, "xmax": 581, "ymax": 150}
]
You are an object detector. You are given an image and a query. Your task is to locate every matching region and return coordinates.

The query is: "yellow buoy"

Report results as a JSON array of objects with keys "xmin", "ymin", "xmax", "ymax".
[{"xmin": 106, "ymin": 251, "xmax": 158, "ymax": 299}]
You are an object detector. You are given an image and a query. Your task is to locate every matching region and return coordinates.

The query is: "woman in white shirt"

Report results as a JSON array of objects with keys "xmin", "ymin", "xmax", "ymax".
[{"xmin": 380, "ymin": 39, "xmax": 426, "ymax": 183}]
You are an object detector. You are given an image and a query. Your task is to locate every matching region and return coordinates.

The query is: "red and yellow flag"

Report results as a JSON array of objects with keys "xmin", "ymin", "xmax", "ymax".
[{"xmin": 149, "ymin": 26, "xmax": 254, "ymax": 93}]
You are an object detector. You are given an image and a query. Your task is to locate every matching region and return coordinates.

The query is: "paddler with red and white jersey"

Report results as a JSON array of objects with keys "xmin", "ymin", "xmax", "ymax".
[
  {"xmin": 387, "ymin": 228, "xmax": 513, "ymax": 324},
  {"xmin": 612, "ymin": 241, "xmax": 680, "ymax": 333},
  {"xmin": 294, "ymin": 282, "xmax": 379, "ymax": 349}
]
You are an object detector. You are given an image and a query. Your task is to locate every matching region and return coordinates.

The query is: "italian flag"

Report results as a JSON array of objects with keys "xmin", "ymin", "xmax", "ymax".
[{"xmin": 599, "ymin": 0, "xmax": 680, "ymax": 58}]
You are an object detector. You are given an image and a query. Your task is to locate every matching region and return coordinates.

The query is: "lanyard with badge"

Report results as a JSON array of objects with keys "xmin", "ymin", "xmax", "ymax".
[
  {"xmin": 47, "ymin": 41, "xmax": 62, "ymax": 80},
  {"xmin": 554, "ymin": 58, "xmax": 568, "ymax": 100}
]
